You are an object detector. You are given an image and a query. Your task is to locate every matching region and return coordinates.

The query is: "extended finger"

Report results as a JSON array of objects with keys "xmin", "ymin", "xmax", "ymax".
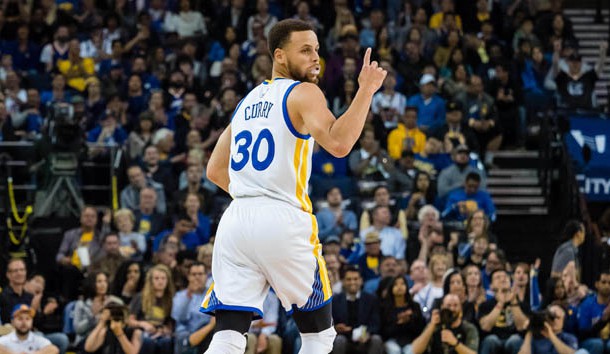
[{"xmin": 363, "ymin": 47, "xmax": 372, "ymax": 67}]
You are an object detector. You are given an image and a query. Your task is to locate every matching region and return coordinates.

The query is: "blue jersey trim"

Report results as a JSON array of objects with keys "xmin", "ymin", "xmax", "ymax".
[
  {"xmin": 199, "ymin": 304, "xmax": 264, "ymax": 319},
  {"xmin": 229, "ymin": 98, "xmax": 246, "ymax": 122},
  {"xmin": 293, "ymin": 297, "xmax": 333, "ymax": 313},
  {"xmin": 282, "ymin": 81, "xmax": 310, "ymax": 140}
]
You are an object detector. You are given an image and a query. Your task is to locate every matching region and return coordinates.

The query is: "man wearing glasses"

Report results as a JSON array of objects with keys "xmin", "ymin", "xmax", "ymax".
[{"xmin": 0, "ymin": 259, "xmax": 34, "ymax": 324}]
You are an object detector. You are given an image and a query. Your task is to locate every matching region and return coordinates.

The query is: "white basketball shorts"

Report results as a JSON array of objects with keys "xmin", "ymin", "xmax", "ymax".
[{"xmin": 199, "ymin": 196, "xmax": 332, "ymax": 317}]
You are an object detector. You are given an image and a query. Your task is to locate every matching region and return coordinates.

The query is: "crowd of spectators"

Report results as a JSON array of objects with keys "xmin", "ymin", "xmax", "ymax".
[{"xmin": 0, "ymin": 0, "xmax": 609, "ymax": 353}]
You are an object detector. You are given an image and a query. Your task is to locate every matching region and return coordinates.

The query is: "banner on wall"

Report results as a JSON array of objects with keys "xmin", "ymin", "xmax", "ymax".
[{"xmin": 564, "ymin": 116, "xmax": 610, "ymax": 202}]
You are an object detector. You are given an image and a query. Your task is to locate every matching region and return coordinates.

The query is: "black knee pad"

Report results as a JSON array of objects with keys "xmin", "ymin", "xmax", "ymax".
[
  {"xmin": 292, "ymin": 302, "xmax": 333, "ymax": 333},
  {"xmin": 215, "ymin": 310, "xmax": 253, "ymax": 334}
]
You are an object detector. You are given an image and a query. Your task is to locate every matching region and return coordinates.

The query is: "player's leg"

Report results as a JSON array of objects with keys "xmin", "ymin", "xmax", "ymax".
[
  {"xmin": 201, "ymin": 201, "xmax": 267, "ymax": 354},
  {"xmin": 292, "ymin": 303, "xmax": 336, "ymax": 354},
  {"xmin": 205, "ymin": 310, "xmax": 252, "ymax": 354}
]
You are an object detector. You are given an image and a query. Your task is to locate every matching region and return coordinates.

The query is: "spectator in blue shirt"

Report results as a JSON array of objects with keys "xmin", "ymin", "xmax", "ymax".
[
  {"xmin": 172, "ymin": 262, "xmax": 215, "ymax": 354},
  {"xmin": 360, "ymin": 205, "xmax": 407, "ymax": 270},
  {"xmin": 407, "ymin": 74, "xmax": 446, "ymax": 132},
  {"xmin": 182, "ymin": 192, "xmax": 211, "ymax": 246},
  {"xmin": 311, "ymin": 144, "xmax": 353, "ymax": 198},
  {"xmin": 21, "ymin": 88, "xmax": 44, "ymax": 136},
  {"xmin": 443, "ymin": 172, "xmax": 496, "ymax": 222},
  {"xmin": 153, "ymin": 213, "xmax": 200, "ymax": 252},
  {"xmin": 577, "ymin": 271, "xmax": 610, "ymax": 354},
  {"xmin": 316, "ymin": 187, "xmax": 357, "ymax": 242},
  {"xmin": 86, "ymin": 109, "xmax": 127, "ymax": 145},
  {"xmin": 126, "ymin": 74, "xmax": 148, "ymax": 130},
  {"xmin": 8, "ymin": 23, "xmax": 41, "ymax": 74},
  {"xmin": 517, "ymin": 304, "xmax": 581, "ymax": 354}
]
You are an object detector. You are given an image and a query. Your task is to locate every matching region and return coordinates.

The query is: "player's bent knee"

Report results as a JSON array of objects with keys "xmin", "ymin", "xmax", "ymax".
[
  {"xmin": 299, "ymin": 327, "xmax": 336, "ymax": 354},
  {"xmin": 215, "ymin": 310, "xmax": 253, "ymax": 334},
  {"xmin": 205, "ymin": 330, "xmax": 247, "ymax": 354},
  {"xmin": 293, "ymin": 302, "xmax": 333, "ymax": 333}
]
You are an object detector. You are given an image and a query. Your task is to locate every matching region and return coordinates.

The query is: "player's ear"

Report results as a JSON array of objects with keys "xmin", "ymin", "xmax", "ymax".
[{"xmin": 274, "ymin": 48, "xmax": 286, "ymax": 65}]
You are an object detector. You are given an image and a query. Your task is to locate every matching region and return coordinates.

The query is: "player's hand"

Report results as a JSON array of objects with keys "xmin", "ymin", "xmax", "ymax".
[{"xmin": 358, "ymin": 48, "xmax": 387, "ymax": 96}]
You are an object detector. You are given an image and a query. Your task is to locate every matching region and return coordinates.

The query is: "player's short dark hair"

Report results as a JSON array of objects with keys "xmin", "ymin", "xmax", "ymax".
[{"xmin": 268, "ymin": 19, "xmax": 314, "ymax": 57}]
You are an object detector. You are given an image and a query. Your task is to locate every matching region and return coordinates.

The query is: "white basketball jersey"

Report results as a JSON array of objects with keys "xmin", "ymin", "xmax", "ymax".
[{"xmin": 228, "ymin": 78, "xmax": 314, "ymax": 213}]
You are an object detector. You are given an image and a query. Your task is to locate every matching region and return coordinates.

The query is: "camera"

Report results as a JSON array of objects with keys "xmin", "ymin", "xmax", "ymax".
[
  {"xmin": 440, "ymin": 308, "xmax": 456, "ymax": 328},
  {"xmin": 105, "ymin": 302, "xmax": 127, "ymax": 322},
  {"xmin": 528, "ymin": 310, "xmax": 554, "ymax": 338},
  {"xmin": 46, "ymin": 102, "xmax": 82, "ymax": 152}
]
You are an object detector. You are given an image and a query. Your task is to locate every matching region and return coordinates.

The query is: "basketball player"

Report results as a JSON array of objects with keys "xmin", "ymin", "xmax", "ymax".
[{"xmin": 201, "ymin": 19, "xmax": 387, "ymax": 354}]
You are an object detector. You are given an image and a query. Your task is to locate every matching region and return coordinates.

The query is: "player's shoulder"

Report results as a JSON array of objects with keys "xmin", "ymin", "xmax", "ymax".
[{"xmin": 288, "ymin": 81, "xmax": 324, "ymax": 104}]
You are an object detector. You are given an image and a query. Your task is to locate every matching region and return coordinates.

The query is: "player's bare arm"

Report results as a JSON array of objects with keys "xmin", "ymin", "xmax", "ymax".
[
  {"xmin": 206, "ymin": 125, "xmax": 231, "ymax": 193},
  {"xmin": 288, "ymin": 47, "xmax": 387, "ymax": 157}
]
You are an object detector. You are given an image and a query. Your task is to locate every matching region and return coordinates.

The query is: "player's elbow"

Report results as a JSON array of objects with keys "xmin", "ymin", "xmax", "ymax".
[
  {"xmin": 206, "ymin": 165, "xmax": 220, "ymax": 185},
  {"xmin": 326, "ymin": 143, "xmax": 352, "ymax": 158}
]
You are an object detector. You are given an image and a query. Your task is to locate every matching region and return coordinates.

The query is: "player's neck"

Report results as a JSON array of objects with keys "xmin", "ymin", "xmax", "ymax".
[{"xmin": 271, "ymin": 66, "xmax": 292, "ymax": 81}]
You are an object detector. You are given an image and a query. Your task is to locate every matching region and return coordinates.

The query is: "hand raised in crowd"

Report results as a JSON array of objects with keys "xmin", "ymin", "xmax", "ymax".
[
  {"xmin": 358, "ymin": 48, "xmax": 387, "ymax": 96},
  {"xmin": 396, "ymin": 308, "xmax": 413, "ymax": 324},
  {"xmin": 102, "ymin": 208, "xmax": 112, "ymax": 224},
  {"xmin": 441, "ymin": 329, "xmax": 458, "ymax": 346},
  {"xmin": 110, "ymin": 320, "xmax": 124, "ymax": 337},
  {"xmin": 99, "ymin": 309, "xmax": 111, "ymax": 324},
  {"xmin": 430, "ymin": 309, "xmax": 441, "ymax": 326},
  {"xmin": 256, "ymin": 333, "xmax": 268, "ymax": 353},
  {"xmin": 335, "ymin": 323, "xmax": 352, "ymax": 334},
  {"xmin": 541, "ymin": 322, "xmax": 557, "ymax": 340},
  {"xmin": 139, "ymin": 321, "xmax": 157, "ymax": 334},
  {"xmin": 43, "ymin": 299, "xmax": 58, "ymax": 315}
]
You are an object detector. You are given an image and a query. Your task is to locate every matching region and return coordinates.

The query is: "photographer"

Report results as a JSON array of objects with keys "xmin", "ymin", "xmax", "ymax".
[
  {"xmin": 517, "ymin": 305, "xmax": 580, "ymax": 354},
  {"xmin": 411, "ymin": 294, "xmax": 479, "ymax": 354},
  {"xmin": 84, "ymin": 302, "xmax": 142, "ymax": 354}
]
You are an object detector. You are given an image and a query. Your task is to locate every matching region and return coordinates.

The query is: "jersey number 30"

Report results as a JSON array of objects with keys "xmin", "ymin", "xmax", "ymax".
[{"xmin": 230, "ymin": 129, "xmax": 275, "ymax": 171}]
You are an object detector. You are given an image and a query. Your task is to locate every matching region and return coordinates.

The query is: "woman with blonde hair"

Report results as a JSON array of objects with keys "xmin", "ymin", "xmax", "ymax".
[
  {"xmin": 128, "ymin": 264, "xmax": 175, "ymax": 353},
  {"xmin": 114, "ymin": 208, "xmax": 146, "ymax": 260}
]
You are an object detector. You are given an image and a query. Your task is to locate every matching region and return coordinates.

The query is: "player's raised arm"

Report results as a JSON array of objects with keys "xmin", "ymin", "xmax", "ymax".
[
  {"xmin": 289, "ymin": 48, "xmax": 386, "ymax": 157},
  {"xmin": 206, "ymin": 125, "xmax": 231, "ymax": 193}
]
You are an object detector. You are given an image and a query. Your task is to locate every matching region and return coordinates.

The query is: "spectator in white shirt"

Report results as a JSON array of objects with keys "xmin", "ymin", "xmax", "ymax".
[
  {"xmin": 0, "ymin": 304, "xmax": 58, "ymax": 354},
  {"xmin": 163, "ymin": 0, "xmax": 207, "ymax": 38}
]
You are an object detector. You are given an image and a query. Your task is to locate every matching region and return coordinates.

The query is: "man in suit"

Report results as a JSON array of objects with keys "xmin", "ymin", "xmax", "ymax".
[{"xmin": 331, "ymin": 266, "xmax": 383, "ymax": 354}]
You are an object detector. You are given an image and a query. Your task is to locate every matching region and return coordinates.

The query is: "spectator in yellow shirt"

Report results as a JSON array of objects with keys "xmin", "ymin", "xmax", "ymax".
[
  {"xmin": 57, "ymin": 38, "xmax": 95, "ymax": 92},
  {"xmin": 428, "ymin": 0, "xmax": 463, "ymax": 31},
  {"xmin": 387, "ymin": 106, "xmax": 427, "ymax": 160}
]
